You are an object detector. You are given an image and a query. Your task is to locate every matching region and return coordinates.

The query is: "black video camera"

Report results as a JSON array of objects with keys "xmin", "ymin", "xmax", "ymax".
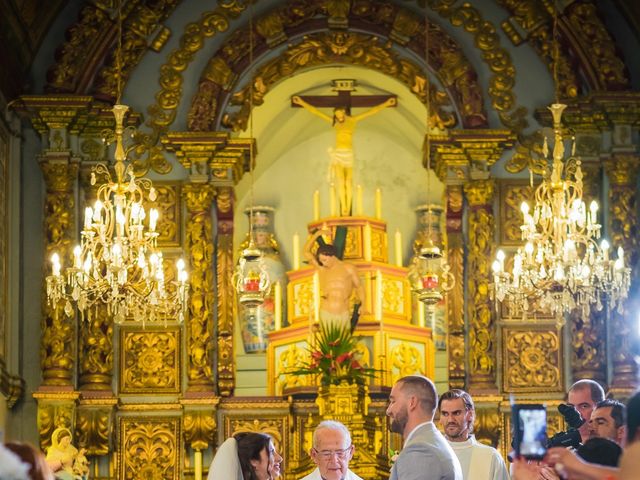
[{"xmin": 547, "ymin": 403, "xmax": 584, "ymax": 449}]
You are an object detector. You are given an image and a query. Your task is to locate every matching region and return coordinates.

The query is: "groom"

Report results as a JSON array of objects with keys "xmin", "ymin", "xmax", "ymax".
[{"xmin": 387, "ymin": 375, "xmax": 463, "ymax": 480}]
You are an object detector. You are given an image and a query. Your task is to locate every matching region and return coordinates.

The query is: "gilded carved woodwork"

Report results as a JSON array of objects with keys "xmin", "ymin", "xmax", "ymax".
[
  {"xmin": 225, "ymin": 416, "xmax": 287, "ymax": 454},
  {"xmin": 34, "ymin": 395, "xmax": 78, "ymax": 451},
  {"xmin": 149, "ymin": 183, "xmax": 181, "ymax": 247},
  {"xmin": 446, "ymin": 186, "xmax": 465, "ymax": 389},
  {"xmin": 46, "ymin": 1, "xmax": 180, "ymax": 95},
  {"xmin": 75, "ymin": 404, "xmax": 114, "ymax": 456},
  {"xmin": 473, "ymin": 402, "xmax": 503, "ymax": 448},
  {"xmin": 390, "ymin": 342, "xmax": 423, "ymax": 384},
  {"xmin": 40, "ymin": 157, "xmax": 79, "ymax": 386},
  {"xmin": 215, "ymin": 186, "xmax": 235, "ymax": 396},
  {"xmin": 498, "ymin": 181, "xmax": 534, "ymax": 245},
  {"xmin": 503, "ymin": 326, "xmax": 563, "ymax": 392},
  {"xmin": 605, "ymin": 154, "xmax": 640, "ymax": 392},
  {"xmin": 120, "ymin": 329, "xmax": 181, "ymax": 393},
  {"xmin": 183, "ymin": 183, "xmax": 216, "ymax": 391},
  {"xmin": 183, "ymin": 410, "xmax": 217, "ymax": 451},
  {"xmin": 464, "ymin": 179, "xmax": 497, "ymax": 391},
  {"xmin": 119, "ymin": 417, "xmax": 181, "ymax": 480}
]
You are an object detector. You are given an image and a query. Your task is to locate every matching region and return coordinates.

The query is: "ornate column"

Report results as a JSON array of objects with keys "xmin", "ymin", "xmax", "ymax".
[
  {"xmin": 17, "ymin": 95, "xmax": 92, "ymax": 448},
  {"xmin": 605, "ymin": 154, "xmax": 640, "ymax": 393}
]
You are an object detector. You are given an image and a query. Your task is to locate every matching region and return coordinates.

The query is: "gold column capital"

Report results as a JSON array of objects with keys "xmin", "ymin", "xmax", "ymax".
[
  {"xmin": 604, "ymin": 154, "xmax": 640, "ymax": 186},
  {"xmin": 464, "ymin": 179, "xmax": 495, "ymax": 207},
  {"xmin": 431, "ymin": 130, "xmax": 515, "ymax": 184},
  {"xmin": 162, "ymin": 131, "xmax": 229, "ymax": 169},
  {"xmin": 14, "ymin": 95, "xmax": 93, "ymax": 136}
]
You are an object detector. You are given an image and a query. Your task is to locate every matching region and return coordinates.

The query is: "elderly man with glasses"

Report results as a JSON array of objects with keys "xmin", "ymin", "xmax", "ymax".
[{"xmin": 301, "ymin": 420, "xmax": 363, "ymax": 480}]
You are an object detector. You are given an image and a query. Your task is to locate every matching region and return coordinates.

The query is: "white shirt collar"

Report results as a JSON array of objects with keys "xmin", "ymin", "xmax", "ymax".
[{"xmin": 404, "ymin": 421, "xmax": 432, "ymax": 446}]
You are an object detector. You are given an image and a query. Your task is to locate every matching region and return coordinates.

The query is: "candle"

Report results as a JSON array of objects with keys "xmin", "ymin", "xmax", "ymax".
[
  {"xmin": 313, "ymin": 271, "xmax": 320, "ymax": 323},
  {"xmin": 274, "ymin": 281, "xmax": 282, "ymax": 330},
  {"xmin": 313, "ymin": 190, "xmax": 320, "ymax": 220},
  {"xmin": 73, "ymin": 246, "xmax": 82, "ymax": 269},
  {"xmin": 51, "ymin": 253, "xmax": 61, "ymax": 276},
  {"xmin": 356, "ymin": 185, "xmax": 363, "ymax": 216},
  {"xmin": 375, "ymin": 188, "xmax": 382, "ymax": 219},
  {"xmin": 293, "ymin": 233, "xmax": 300, "ymax": 270},
  {"xmin": 329, "ymin": 183, "xmax": 337, "ymax": 216},
  {"xmin": 194, "ymin": 450, "xmax": 202, "ymax": 480},
  {"xmin": 363, "ymin": 224, "xmax": 372, "ymax": 261},
  {"xmin": 93, "ymin": 200, "xmax": 102, "ymax": 222},
  {"xmin": 375, "ymin": 269, "xmax": 383, "ymax": 321},
  {"xmin": 149, "ymin": 208, "xmax": 158, "ymax": 232},
  {"xmin": 84, "ymin": 207, "xmax": 93, "ymax": 231},
  {"xmin": 417, "ymin": 302, "xmax": 425, "ymax": 327},
  {"xmin": 394, "ymin": 229, "xmax": 402, "ymax": 267}
]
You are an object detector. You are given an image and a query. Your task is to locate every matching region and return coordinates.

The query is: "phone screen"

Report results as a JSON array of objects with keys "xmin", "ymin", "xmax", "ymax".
[{"xmin": 512, "ymin": 404, "xmax": 547, "ymax": 460}]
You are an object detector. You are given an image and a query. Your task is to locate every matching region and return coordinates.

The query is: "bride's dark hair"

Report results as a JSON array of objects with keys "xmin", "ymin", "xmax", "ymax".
[{"xmin": 234, "ymin": 432, "xmax": 272, "ymax": 480}]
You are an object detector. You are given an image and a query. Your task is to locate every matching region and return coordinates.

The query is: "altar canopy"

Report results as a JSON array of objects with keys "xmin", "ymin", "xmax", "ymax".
[{"xmin": 1, "ymin": 1, "xmax": 640, "ymax": 479}]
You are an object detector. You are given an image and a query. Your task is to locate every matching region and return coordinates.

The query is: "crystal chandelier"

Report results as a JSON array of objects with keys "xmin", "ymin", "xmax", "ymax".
[
  {"xmin": 233, "ymin": 1, "xmax": 271, "ymax": 308},
  {"xmin": 412, "ymin": 7, "xmax": 455, "ymax": 312},
  {"xmin": 492, "ymin": 103, "xmax": 630, "ymax": 319},
  {"xmin": 45, "ymin": 3, "xmax": 188, "ymax": 325},
  {"xmin": 491, "ymin": 3, "xmax": 630, "ymax": 319}
]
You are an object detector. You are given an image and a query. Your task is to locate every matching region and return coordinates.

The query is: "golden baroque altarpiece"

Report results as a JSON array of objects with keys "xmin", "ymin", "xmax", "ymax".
[{"xmin": 3, "ymin": 0, "xmax": 640, "ymax": 479}]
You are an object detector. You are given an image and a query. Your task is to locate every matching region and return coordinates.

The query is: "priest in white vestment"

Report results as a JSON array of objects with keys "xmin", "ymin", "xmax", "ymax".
[
  {"xmin": 439, "ymin": 389, "xmax": 510, "ymax": 480},
  {"xmin": 300, "ymin": 420, "xmax": 363, "ymax": 480}
]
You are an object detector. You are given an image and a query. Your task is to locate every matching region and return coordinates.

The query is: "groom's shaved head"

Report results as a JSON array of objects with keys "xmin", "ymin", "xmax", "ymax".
[{"xmin": 397, "ymin": 375, "xmax": 438, "ymax": 415}]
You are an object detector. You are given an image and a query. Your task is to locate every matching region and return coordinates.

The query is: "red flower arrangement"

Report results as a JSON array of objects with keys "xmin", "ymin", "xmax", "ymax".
[{"xmin": 288, "ymin": 322, "xmax": 378, "ymax": 386}]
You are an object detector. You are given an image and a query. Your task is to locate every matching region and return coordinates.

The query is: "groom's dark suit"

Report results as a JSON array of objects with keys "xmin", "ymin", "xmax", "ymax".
[{"xmin": 390, "ymin": 422, "xmax": 463, "ymax": 480}]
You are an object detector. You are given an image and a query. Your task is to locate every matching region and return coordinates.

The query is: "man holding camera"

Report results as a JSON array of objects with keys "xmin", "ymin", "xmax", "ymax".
[
  {"xmin": 567, "ymin": 379, "xmax": 605, "ymax": 442},
  {"xmin": 439, "ymin": 389, "xmax": 509, "ymax": 480}
]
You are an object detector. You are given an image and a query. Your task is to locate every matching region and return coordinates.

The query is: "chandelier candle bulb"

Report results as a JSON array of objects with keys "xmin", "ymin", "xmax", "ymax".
[
  {"xmin": 375, "ymin": 188, "xmax": 382, "ymax": 218},
  {"xmin": 313, "ymin": 190, "xmax": 320, "ymax": 220},
  {"xmin": 51, "ymin": 253, "xmax": 61, "ymax": 276},
  {"xmin": 149, "ymin": 208, "xmax": 158, "ymax": 232},
  {"xmin": 84, "ymin": 207, "xmax": 93, "ymax": 231},
  {"xmin": 93, "ymin": 201, "xmax": 102, "ymax": 222},
  {"xmin": 274, "ymin": 281, "xmax": 282, "ymax": 330},
  {"xmin": 394, "ymin": 230, "xmax": 402, "ymax": 266},
  {"xmin": 293, "ymin": 233, "xmax": 300, "ymax": 269},
  {"xmin": 73, "ymin": 246, "xmax": 82, "ymax": 269}
]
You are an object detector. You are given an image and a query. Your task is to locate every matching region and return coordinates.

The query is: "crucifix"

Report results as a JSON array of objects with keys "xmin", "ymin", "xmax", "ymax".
[{"xmin": 292, "ymin": 79, "xmax": 396, "ymax": 217}]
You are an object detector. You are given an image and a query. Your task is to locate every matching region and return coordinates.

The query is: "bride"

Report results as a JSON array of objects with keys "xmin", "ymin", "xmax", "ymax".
[{"xmin": 208, "ymin": 432, "xmax": 283, "ymax": 480}]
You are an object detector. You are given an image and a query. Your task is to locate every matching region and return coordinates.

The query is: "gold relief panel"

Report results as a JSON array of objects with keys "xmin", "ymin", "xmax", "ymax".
[
  {"xmin": 388, "ymin": 338, "xmax": 428, "ymax": 384},
  {"xmin": 371, "ymin": 228, "xmax": 387, "ymax": 263},
  {"xmin": 382, "ymin": 278, "xmax": 405, "ymax": 316},
  {"xmin": 273, "ymin": 341, "xmax": 312, "ymax": 395},
  {"xmin": 503, "ymin": 325, "xmax": 563, "ymax": 393},
  {"xmin": 145, "ymin": 182, "xmax": 182, "ymax": 247},
  {"xmin": 120, "ymin": 328, "xmax": 181, "ymax": 394},
  {"xmin": 499, "ymin": 180, "xmax": 533, "ymax": 245},
  {"xmin": 224, "ymin": 416, "xmax": 288, "ymax": 465},
  {"xmin": 342, "ymin": 226, "xmax": 362, "ymax": 260},
  {"xmin": 119, "ymin": 417, "xmax": 180, "ymax": 480},
  {"xmin": 291, "ymin": 280, "xmax": 313, "ymax": 319}
]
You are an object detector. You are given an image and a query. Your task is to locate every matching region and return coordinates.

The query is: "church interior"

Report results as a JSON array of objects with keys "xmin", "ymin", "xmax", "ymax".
[{"xmin": 1, "ymin": 0, "xmax": 640, "ymax": 478}]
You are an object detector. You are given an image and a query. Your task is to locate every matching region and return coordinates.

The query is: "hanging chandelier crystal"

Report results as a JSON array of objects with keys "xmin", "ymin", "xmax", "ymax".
[
  {"xmin": 411, "ymin": 7, "xmax": 455, "ymax": 313},
  {"xmin": 46, "ymin": 104, "xmax": 189, "ymax": 324},
  {"xmin": 492, "ymin": 103, "xmax": 630, "ymax": 319}
]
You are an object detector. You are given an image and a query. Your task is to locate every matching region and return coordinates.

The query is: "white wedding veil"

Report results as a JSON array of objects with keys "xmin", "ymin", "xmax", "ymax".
[{"xmin": 208, "ymin": 437, "xmax": 243, "ymax": 480}]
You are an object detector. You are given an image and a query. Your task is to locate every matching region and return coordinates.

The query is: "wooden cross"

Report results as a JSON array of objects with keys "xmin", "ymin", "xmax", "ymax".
[{"xmin": 290, "ymin": 79, "xmax": 396, "ymax": 110}]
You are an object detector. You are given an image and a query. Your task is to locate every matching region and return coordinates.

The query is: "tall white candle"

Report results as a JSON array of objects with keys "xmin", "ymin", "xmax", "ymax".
[
  {"xmin": 394, "ymin": 229, "xmax": 402, "ymax": 267},
  {"xmin": 418, "ymin": 302, "xmax": 425, "ymax": 327},
  {"xmin": 313, "ymin": 271, "xmax": 320, "ymax": 323},
  {"xmin": 293, "ymin": 233, "xmax": 300, "ymax": 270},
  {"xmin": 375, "ymin": 188, "xmax": 382, "ymax": 219},
  {"xmin": 375, "ymin": 269, "xmax": 383, "ymax": 321},
  {"xmin": 313, "ymin": 190, "xmax": 320, "ymax": 221},
  {"xmin": 329, "ymin": 183, "xmax": 337, "ymax": 216},
  {"xmin": 363, "ymin": 224, "xmax": 372, "ymax": 261},
  {"xmin": 274, "ymin": 281, "xmax": 282, "ymax": 330}
]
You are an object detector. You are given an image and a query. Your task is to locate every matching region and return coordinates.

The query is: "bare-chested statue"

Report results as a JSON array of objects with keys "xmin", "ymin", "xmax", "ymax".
[{"xmin": 304, "ymin": 228, "xmax": 365, "ymax": 328}]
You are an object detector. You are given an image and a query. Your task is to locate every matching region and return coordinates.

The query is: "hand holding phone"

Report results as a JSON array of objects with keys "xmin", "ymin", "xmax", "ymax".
[{"xmin": 512, "ymin": 404, "xmax": 547, "ymax": 460}]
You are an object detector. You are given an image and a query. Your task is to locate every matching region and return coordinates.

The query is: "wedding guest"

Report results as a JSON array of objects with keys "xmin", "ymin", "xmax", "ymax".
[
  {"xmin": 301, "ymin": 420, "xmax": 362, "ymax": 480},
  {"xmin": 5, "ymin": 442, "xmax": 54, "ymax": 480}
]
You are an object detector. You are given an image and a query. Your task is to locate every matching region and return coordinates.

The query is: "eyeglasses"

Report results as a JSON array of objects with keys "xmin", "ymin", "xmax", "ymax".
[{"xmin": 313, "ymin": 446, "xmax": 352, "ymax": 460}]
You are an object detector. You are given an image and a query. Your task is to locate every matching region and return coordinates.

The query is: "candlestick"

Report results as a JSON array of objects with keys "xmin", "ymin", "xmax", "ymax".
[
  {"xmin": 194, "ymin": 450, "xmax": 202, "ymax": 480},
  {"xmin": 313, "ymin": 190, "xmax": 320, "ymax": 220},
  {"xmin": 274, "ymin": 281, "xmax": 282, "ymax": 330},
  {"xmin": 329, "ymin": 183, "xmax": 337, "ymax": 216},
  {"xmin": 375, "ymin": 188, "xmax": 382, "ymax": 219},
  {"xmin": 394, "ymin": 229, "xmax": 402, "ymax": 266},
  {"xmin": 356, "ymin": 185, "xmax": 363, "ymax": 216},
  {"xmin": 293, "ymin": 233, "xmax": 300, "ymax": 270},
  {"xmin": 313, "ymin": 271, "xmax": 320, "ymax": 323},
  {"xmin": 363, "ymin": 224, "xmax": 372, "ymax": 261},
  {"xmin": 375, "ymin": 269, "xmax": 383, "ymax": 321}
]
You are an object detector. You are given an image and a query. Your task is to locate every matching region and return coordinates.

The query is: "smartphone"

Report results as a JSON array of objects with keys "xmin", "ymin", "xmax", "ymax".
[{"xmin": 512, "ymin": 404, "xmax": 547, "ymax": 460}]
